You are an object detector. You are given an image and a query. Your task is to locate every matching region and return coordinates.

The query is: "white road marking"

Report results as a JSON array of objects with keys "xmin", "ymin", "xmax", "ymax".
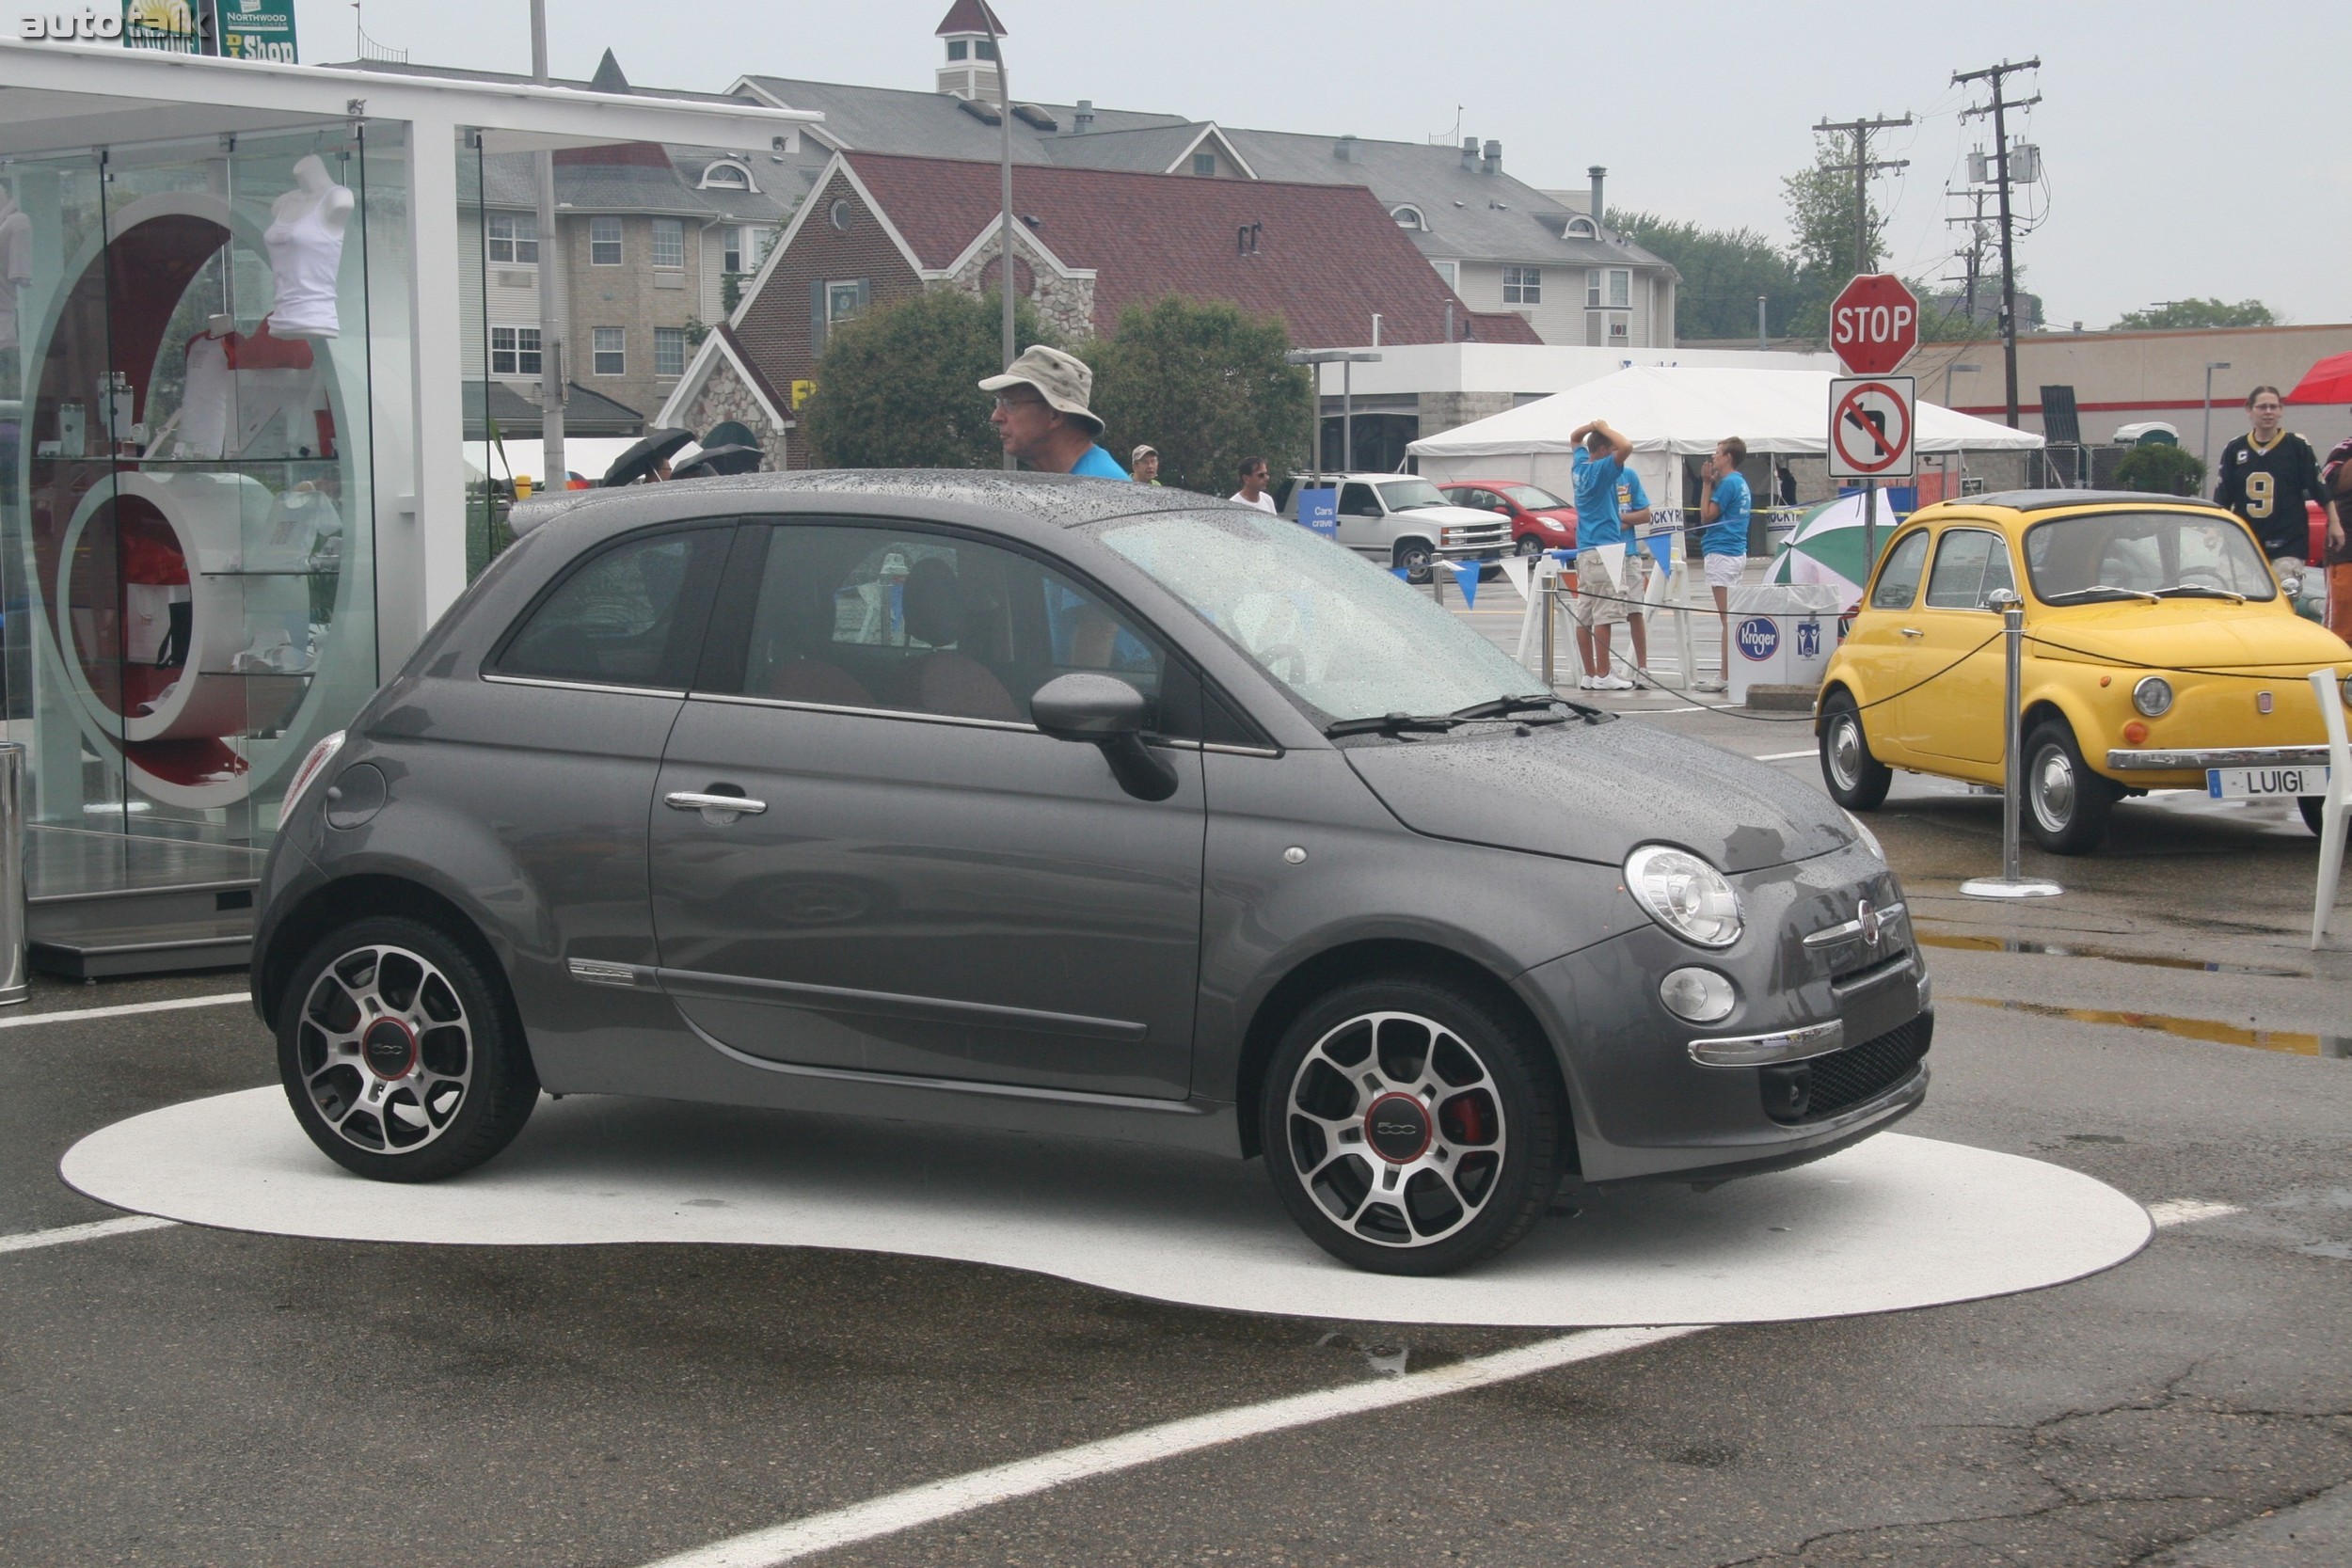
[
  {"xmin": 2147, "ymin": 1199, "xmax": 2244, "ymax": 1228},
  {"xmin": 640, "ymin": 1324, "xmax": 1706, "ymax": 1568},
  {"xmin": 1752, "ymin": 749, "xmax": 1819, "ymax": 762},
  {"xmin": 0, "ymin": 992, "xmax": 247, "ymax": 1032},
  {"xmin": 0, "ymin": 1214, "xmax": 179, "ymax": 1254}
]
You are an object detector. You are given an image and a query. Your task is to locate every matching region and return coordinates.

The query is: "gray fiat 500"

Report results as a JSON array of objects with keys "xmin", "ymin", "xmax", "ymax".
[{"xmin": 255, "ymin": 472, "xmax": 1930, "ymax": 1275}]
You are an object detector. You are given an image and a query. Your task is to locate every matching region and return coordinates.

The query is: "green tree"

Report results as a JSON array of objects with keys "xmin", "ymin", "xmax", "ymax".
[
  {"xmin": 2111, "ymin": 297, "xmax": 2280, "ymax": 330},
  {"xmin": 1087, "ymin": 296, "xmax": 1312, "ymax": 494},
  {"xmin": 803, "ymin": 288, "xmax": 1062, "ymax": 469},
  {"xmin": 1609, "ymin": 210, "xmax": 1800, "ymax": 341},
  {"xmin": 1782, "ymin": 133, "xmax": 1887, "ymax": 337},
  {"xmin": 2113, "ymin": 444, "xmax": 2205, "ymax": 497}
]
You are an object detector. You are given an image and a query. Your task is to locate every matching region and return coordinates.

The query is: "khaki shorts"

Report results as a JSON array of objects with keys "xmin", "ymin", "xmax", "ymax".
[{"xmin": 1571, "ymin": 550, "xmax": 1631, "ymax": 626}]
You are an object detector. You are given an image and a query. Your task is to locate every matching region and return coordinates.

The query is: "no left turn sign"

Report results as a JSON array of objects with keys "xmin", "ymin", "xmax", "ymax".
[{"xmin": 1827, "ymin": 375, "xmax": 1916, "ymax": 479}]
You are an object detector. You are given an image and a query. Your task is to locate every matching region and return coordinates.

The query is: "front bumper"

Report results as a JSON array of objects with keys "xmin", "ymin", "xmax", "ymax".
[{"xmin": 2106, "ymin": 744, "xmax": 2329, "ymax": 770}]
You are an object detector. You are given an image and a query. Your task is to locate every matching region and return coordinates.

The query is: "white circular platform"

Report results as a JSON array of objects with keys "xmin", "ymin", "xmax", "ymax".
[{"xmin": 62, "ymin": 1088, "xmax": 2150, "ymax": 1327}]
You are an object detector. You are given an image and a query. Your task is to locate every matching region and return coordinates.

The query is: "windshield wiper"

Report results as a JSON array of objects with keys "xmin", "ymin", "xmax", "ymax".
[
  {"xmin": 1324, "ymin": 712, "xmax": 1463, "ymax": 738},
  {"xmin": 2151, "ymin": 584, "xmax": 2247, "ymax": 604},
  {"xmin": 1450, "ymin": 694, "xmax": 1604, "ymax": 725},
  {"xmin": 2042, "ymin": 584, "xmax": 2160, "ymax": 604}
]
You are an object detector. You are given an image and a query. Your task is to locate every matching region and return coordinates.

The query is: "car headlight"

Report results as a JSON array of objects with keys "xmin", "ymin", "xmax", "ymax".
[
  {"xmin": 1624, "ymin": 845, "xmax": 1743, "ymax": 948},
  {"xmin": 1842, "ymin": 809, "xmax": 1884, "ymax": 862},
  {"xmin": 2131, "ymin": 675, "xmax": 2174, "ymax": 718}
]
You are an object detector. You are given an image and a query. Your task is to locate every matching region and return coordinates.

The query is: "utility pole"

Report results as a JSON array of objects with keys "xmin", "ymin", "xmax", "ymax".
[
  {"xmin": 1955, "ymin": 57, "xmax": 2041, "ymax": 429},
  {"xmin": 1943, "ymin": 187, "xmax": 1994, "ymax": 322},
  {"xmin": 980, "ymin": 7, "xmax": 1017, "ymax": 470},
  {"xmin": 530, "ymin": 0, "xmax": 566, "ymax": 484},
  {"xmin": 1813, "ymin": 112, "xmax": 1912, "ymax": 274}
]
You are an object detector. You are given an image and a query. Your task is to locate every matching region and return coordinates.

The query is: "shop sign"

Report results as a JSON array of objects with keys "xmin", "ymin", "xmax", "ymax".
[
  {"xmin": 216, "ymin": 0, "xmax": 295, "ymax": 62},
  {"xmin": 18, "ymin": 8, "xmax": 126, "ymax": 39},
  {"xmin": 15, "ymin": 2, "xmax": 296, "ymax": 60}
]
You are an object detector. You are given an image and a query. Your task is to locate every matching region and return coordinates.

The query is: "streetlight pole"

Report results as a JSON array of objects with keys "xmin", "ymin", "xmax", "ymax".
[
  {"xmin": 1285, "ymin": 348, "xmax": 1382, "ymax": 474},
  {"xmin": 530, "ymin": 0, "xmax": 566, "ymax": 487},
  {"xmin": 981, "ymin": 8, "xmax": 1016, "ymax": 470},
  {"xmin": 2202, "ymin": 360, "xmax": 2232, "ymax": 483}
]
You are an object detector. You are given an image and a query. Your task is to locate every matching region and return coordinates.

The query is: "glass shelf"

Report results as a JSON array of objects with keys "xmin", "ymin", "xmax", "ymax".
[{"xmin": 198, "ymin": 568, "xmax": 336, "ymax": 578}]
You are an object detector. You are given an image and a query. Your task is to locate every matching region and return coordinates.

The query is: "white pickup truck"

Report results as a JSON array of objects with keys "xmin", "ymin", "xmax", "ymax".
[{"xmin": 1273, "ymin": 473, "xmax": 1509, "ymax": 583}]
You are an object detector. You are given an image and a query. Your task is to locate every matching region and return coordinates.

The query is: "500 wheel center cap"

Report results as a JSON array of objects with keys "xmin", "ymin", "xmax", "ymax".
[
  {"xmin": 361, "ymin": 1018, "xmax": 418, "ymax": 1080},
  {"xmin": 1362, "ymin": 1092, "xmax": 1433, "ymax": 1164}
]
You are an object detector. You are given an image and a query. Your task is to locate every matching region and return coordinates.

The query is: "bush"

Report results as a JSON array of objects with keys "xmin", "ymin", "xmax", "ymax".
[
  {"xmin": 803, "ymin": 289, "xmax": 1064, "ymax": 469},
  {"xmin": 1087, "ymin": 297, "xmax": 1313, "ymax": 494},
  {"xmin": 2113, "ymin": 444, "xmax": 2205, "ymax": 497}
]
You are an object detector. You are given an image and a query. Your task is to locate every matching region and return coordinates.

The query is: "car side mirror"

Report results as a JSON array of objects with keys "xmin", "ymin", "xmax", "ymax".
[{"xmin": 1030, "ymin": 673, "xmax": 1180, "ymax": 802}]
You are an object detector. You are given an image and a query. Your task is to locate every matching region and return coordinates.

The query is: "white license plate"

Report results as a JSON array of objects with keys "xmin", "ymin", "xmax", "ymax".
[{"xmin": 2207, "ymin": 766, "xmax": 2330, "ymax": 800}]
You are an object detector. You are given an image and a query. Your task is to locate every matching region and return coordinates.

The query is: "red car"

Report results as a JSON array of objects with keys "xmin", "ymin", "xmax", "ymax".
[{"xmin": 1438, "ymin": 481, "xmax": 1578, "ymax": 558}]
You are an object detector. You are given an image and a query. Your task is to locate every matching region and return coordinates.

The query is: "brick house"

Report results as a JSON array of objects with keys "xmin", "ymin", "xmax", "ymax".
[{"xmin": 660, "ymin": 150, "xmax": 1534, "ymax": 467}]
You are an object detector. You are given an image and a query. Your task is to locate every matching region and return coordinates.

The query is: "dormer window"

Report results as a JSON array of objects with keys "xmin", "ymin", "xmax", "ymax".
[
  {"xmin": 699, "ymin": 161, "xmax": 755, "ymax": 192},
  {"xmin": 1566, "ymin": 216, "xmax": 1597, "ymax": 238},
  {"xmin": 1391, "ymin": 205, "xmax": 1425, "ymax": 230}
]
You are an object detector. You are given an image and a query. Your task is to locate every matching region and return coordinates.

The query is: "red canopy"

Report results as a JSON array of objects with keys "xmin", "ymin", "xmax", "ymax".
[{"xmin": 2283, "ymin": 349, "xmax": 2352, "ymax": 404}]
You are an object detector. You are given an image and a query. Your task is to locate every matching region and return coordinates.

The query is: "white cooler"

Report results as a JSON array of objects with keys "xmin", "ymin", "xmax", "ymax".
[{"xmin": 1724, "ymin": 583, "xmax": 1840, "ymax": 703}]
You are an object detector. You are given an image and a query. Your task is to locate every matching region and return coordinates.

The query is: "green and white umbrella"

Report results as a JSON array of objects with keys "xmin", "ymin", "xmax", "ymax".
[{"xmin": 1765, "ymin": 490, "xmax": 1902, "ymax": 610}]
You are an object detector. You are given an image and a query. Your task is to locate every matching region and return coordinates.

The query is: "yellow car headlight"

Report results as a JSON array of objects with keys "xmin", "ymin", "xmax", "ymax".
[{"xmin": 2131, "ymin": 675, "xmax": 2174, "ymax": 718}]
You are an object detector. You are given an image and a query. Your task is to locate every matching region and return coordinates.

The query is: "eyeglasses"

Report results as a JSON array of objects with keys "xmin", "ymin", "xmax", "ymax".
[{"xmin": 992, "ymin": 393, "xmax": 1047, "ymax": 411}]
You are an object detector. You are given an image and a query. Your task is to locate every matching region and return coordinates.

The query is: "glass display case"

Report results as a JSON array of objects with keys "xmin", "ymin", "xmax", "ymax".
[{"xmin": 2, "ymin": 121, "xmax": 399, "ymax": 883}]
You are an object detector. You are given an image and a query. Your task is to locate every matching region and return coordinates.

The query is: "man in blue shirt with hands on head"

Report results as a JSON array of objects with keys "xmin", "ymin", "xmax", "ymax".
[
  {"xmin": 1567, "ymin": 419, "xmax": 1636, "ymax": 690},
  {"xmin": 1695, "ymin": 436, "xmax": 1753, "ymax": 693}
]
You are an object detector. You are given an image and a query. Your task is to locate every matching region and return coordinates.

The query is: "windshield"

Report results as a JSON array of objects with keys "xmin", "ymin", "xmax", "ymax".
[
  {"xmin": 1376, "ymin": 478, "xmax": 1449, "ymax": 512},
  {"xmin": 1502, "ymin": 484, "xmax": 1566, "ymax": 509},
  {"xmin": 2024, "ymin": 510, "xmax": 2277, "ymax": 602},
  {"xmin": 1089, "ymin": 510, "xmax": 1546, "ymax": 723}
]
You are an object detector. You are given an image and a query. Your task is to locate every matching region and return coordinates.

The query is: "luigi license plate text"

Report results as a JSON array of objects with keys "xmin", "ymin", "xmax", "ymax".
[{"xmin": 2206, "ymin": 766, "xmax": 2330, "ymax": 800}]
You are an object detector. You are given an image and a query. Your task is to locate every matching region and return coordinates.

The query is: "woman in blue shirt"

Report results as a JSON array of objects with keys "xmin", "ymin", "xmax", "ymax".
[{"xmin": 1696, "ymin": 437, "xmax": 1752, "ymax": 693}]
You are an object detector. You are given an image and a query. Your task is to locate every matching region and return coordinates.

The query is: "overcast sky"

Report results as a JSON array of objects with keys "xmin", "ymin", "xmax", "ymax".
[{"xmin": 314, "ymin": 0, "xmax": 2347, "ymax": 328}]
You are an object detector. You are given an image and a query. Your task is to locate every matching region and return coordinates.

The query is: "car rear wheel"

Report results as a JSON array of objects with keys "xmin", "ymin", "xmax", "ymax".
[
  {"xmin": 2023, "ymin": 719, "xmax": 2121, "ymax": 854},
  {"xmin": 1392, "ymin": 540, "xmax": 1434, "ymax": 585},
  {"xmin": 277, "ymin": 915, "xmax": 539, "ymax": 1182},
  {"xmin": 1261, "ymin": 976, "xmax": 1567, "ymax": 1275},
  {"xmin": 1819, "ymin": 690, "xmax": 1893, "ymax": 810}
]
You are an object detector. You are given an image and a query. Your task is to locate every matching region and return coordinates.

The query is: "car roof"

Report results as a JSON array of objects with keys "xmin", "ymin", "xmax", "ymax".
[
  {"xmin": 508, "ymin": 468, "xmax": 1220, "ymax": 536},
  {"xmin": 1949, "ymin": 489, "xmax": 2222, "ymax": 515}
]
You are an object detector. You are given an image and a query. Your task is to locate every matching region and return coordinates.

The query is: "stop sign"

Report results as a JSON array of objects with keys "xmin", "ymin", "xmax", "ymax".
[{"xmin": 1829, "ymin": 274, "xmax": 1919, "ymax": 376}]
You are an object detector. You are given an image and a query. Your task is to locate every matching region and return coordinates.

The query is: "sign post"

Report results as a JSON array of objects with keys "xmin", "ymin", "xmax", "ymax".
[{"xmin": 1828, "ymin": 274, "xmax": 1920, "ymax": 573}]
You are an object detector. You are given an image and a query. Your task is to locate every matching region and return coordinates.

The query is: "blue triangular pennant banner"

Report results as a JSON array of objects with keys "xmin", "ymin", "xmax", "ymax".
[{"xmin": 1449, "ymin": 559, "xmax": 1478, "ymax": 609}]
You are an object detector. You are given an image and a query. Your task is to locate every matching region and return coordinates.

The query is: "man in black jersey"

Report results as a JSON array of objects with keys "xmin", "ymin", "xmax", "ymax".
[{"xmin": 2212, "ymin": 386, "xmax": 2335, "ymax": 616}]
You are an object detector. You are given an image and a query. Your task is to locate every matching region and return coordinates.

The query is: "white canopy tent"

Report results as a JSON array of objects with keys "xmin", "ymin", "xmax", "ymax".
[{"xmin": 1407, "ymin": 365, "xmax": 2045, "ymax": 523}]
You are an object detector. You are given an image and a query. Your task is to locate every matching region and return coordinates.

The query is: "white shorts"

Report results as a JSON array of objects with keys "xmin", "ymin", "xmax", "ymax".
[
  {"xmin": 1704, "ymin": 552, "xmax": 1745, "ymax": 590},
  {"xmin": 1571, "ymin": 551, "xmax": 1631, "ymax": 626}
]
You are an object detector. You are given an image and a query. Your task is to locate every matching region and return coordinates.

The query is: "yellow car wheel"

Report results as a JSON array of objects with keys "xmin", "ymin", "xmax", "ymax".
[
  {"xmin": 1819, "ymin": 691, "xmax": 1892, "ymax": 811},
  {"xmin": 2023, "ymin": 719, "xmax": 2122, "ymax": 855}
]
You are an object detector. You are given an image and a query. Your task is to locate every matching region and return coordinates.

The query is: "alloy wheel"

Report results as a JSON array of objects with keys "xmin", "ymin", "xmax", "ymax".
[
  {"xmin": 1282, "ymin": 1010, "xmax": 1507, "ymax": 1248},
  {"xmin": 294, "ymin": 943, "xmax": 475, "ymax": 1156}
]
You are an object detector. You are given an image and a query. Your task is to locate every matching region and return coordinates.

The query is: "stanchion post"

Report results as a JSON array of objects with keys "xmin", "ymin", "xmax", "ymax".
[
  {"xmin": 0, "ymin": 744, "xmax": 25, "ymax": 1005},
  {"xmin": 1540, "ymin": 566, "xmax": 1556, "ymax": 690},
  {"xmin": 1962, "ymin": 591, "xmax": 2062, "ymax": 900}
]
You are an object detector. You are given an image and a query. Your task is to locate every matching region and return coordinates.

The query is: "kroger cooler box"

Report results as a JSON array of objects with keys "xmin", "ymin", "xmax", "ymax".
[{"xmin": 1724, "ymin": 583, "xmax": 1840, "ymax": 704}]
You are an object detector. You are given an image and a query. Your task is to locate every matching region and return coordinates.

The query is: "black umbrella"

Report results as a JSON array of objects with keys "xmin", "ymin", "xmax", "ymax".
[
  {"xmin": 669, "ymin": 444, "xmax": 762, "ymax": 480},
  {"xmin": 601, "ymin": 427, "xmax": 696, "ymax": 486}
]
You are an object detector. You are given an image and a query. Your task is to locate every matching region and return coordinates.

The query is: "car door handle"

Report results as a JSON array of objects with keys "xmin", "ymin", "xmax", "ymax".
[
  {"xmin": 1899, "ymin": 626, "xmax": 1924, "ymax": 638},
  {"xmin": 665, "ymin": 790, "xmax": 768, "ymax": 820}
]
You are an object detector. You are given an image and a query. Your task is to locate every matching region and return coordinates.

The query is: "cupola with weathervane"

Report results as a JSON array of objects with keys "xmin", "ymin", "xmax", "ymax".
[{"xmin": 935, "ymin": 0, "xmax": 1007, "ymax": 101}]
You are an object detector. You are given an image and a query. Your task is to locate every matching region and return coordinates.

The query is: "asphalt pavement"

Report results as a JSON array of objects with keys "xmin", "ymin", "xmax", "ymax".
[{"xmin": 3, "ymin": 619, "xmax": 2348, "ymax": 1566}]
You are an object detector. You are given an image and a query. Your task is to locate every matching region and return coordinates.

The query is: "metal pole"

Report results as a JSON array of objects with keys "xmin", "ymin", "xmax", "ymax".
[
  {"xmin": 1991, "ymin": 92, "xmax": 2020, "ymax": 428},
  {"xmin": 0, "ymin": 745, "xmax": 24, "ymax": 1005},
  {"xmin": 1540, "ymin": 570, "xmax": 1556, "ymax": 690},
  {"xmin": 1861, "ymin": 476, "xmax": 1876, "ymax": 574},
  {"xmin": 1756, "ymin": 295, "xmax": 1767, "ymax": 350},
  {"xmin": 1962, "ymin": 591, "xmax": 2062, "ymax": 898},
  {"xmin": 530, "ymin": 0, "xmax": 565, "ymax": 486},
  {"xmin": 983, "ymin": 13, "xmax": 1016, "ymax": 469},
  {"xmin": 1342, "ymin": 359, "xmax": 1354, "ymax": 471}
]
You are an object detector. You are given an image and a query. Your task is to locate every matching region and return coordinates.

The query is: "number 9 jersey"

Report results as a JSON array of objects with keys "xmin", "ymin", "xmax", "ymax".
[{"xmin": 2213, "ymin": 429, "xmax": 2328, "ymax": 560}]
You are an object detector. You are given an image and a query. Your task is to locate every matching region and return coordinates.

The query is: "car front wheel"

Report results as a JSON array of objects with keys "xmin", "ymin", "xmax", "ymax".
[
  {"xmin": 1261, "ymin": 976, "xmax": 1567, "ymax": 1275},
  {"xmin": 2300, "ymin": 796, "xmax": 2327, "ymax": 836},
  {"xmin": 1515, "ymin": 533, "xmax": 1546, "ymax": 560},
  {"xmin": 1393, "ymin": 540, "xmax": 1434, "ymax": 584},
  {"xmin": 1819, "ymin": 690, "xmax": 1893, "ymax": 810},
  {"xmin": 2023, "ymin": 719, "xmax": 2121, "ymax": 854},
  {"xmin": 277, "ymin": 915, "xmax": 539, "ymax": 1182}
]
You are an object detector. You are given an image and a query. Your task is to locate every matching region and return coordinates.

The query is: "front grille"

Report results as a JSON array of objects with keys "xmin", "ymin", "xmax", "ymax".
[{"xmin": 1763, "ymin": 1014, "xmax": 1931, "ymax": 1125}]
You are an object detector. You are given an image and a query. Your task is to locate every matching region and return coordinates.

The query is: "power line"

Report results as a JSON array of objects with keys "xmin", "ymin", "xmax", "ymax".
[
  {"xmin": 1954, "ymin": 57, "xmax": 2042, "ymax": 429},
  {"xmin": 1813, "ymin": 112, "xmax": 1914, "ymax": 273}
]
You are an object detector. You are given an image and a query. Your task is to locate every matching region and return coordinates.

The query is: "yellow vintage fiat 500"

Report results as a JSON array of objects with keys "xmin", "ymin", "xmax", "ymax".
[{"xmin": 1817, "ymin": 490, "xmax": 2352, "ymax": 853}]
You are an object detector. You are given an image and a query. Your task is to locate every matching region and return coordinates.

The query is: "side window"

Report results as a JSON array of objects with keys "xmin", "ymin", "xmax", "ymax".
[
  {"xmin": 1925, "ymin": 530, "xmax": 2009, "ymax": 610},
  {"xmin": 1338, "ymin": 483, "xmax": 1381, "ymax": 517},
  {"xmin": 494, "ymin": 527, "xmax": 725, "ymax": 689},
  {"xmin": 1869, "ymin": 529, "xmax": 1931, "ymax": 610},
  {"xmin": 718, "ymin": 525, "xmax": 1167, "ymax": 729}
]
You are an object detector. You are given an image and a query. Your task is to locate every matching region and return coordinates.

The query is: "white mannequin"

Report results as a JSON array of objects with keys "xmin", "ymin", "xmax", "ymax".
[
  {"xmin": 0, "ymin": 186, "xmax": 31, "ymax": 356},
  {"xmin": 264, "ymin": 154, "xmax": 354, "ymax": 339}
]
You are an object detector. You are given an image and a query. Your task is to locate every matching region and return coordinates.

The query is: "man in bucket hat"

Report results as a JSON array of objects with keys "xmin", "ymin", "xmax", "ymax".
[{"xmin": 979, "ymin": 345, "xmax": 1128, "ymax": 478}]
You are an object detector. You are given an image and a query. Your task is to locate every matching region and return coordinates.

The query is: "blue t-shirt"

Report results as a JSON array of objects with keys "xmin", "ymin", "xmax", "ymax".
[
  {"xmin": 1615, "ymin": 469, "xmax": 1650, "ymax": 523},
  {"xmin": 1571, "ymin": 447, "xmax": 1625, "ymax": 550},
  {"xmin": 1070, "ymin": 444, "xmax": 1130, "ymax": 480},
  {"xmin": 1705, "ymin": 472, "xmax": 1752, "ymax": 558}
]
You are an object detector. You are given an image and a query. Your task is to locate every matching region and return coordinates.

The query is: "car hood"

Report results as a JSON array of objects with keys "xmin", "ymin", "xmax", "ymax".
[
  {"xmin": 1396, "ymin": 503, "xmax": 1509, "ymax": 528},
  {"xmin": 1342, "ymin": 720, "xmax": 1854, "ymax": 873},
  {"xmin": 2033, "ymin": 604, "xmax": 2351, "ymax": 670}
]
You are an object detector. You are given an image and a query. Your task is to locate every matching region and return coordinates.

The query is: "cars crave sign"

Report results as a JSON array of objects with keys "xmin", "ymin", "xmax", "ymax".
[{"xmin": 1829, "ymin": 275, "xmax": 1919, "ymax": 376}]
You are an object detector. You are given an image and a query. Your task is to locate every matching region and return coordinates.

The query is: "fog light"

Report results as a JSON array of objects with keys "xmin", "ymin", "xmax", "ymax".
[
  {"xmin": 2131, "ymin": 675, "xmax": 2173, "ymax": 717},
  {"xmin": 1659, "ymin": 966, "xmax": 1738, "ymax": 1024}
]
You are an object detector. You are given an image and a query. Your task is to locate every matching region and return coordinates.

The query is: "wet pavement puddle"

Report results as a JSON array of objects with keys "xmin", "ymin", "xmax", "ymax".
[
  {"xmin": 1949, "ymin": 996, "xmax": 2352, "ymax": 1059},
  {"xmin": 1916, "ymin": 927, "xmax": 2311, "ymax": 978}
]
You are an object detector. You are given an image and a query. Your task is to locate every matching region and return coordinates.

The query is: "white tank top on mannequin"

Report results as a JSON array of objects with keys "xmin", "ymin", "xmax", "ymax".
[{"xmin": 264, "ymin": 165, "xmax": 351, "ymax": 339}]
